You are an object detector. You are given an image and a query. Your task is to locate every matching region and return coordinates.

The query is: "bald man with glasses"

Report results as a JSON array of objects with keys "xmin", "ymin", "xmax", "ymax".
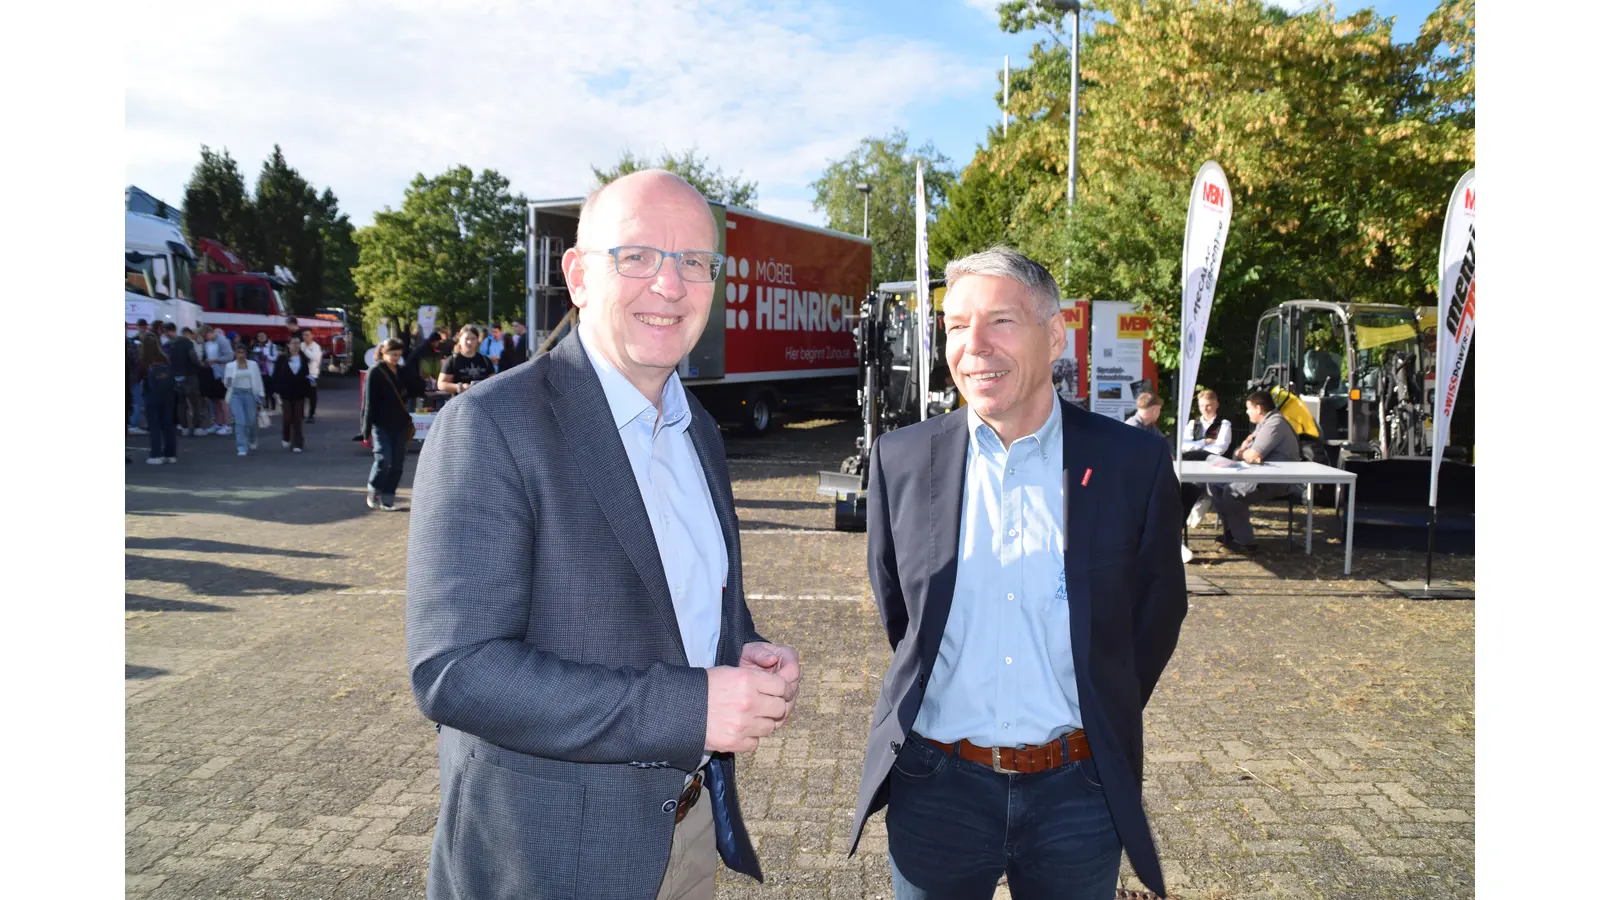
[{"xmin": 408, "ymin": 169, "xmax": 800, "ymax": 900}]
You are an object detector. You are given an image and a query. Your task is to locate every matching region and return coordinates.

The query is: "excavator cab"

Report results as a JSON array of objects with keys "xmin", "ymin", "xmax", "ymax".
[{"xmin": 817, "ymin": 280, "xmax": 955, "ymax": 531}]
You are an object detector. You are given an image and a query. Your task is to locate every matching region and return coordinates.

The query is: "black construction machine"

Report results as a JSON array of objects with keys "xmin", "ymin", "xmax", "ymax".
[
  {"xmin": 816, "ymin": 281, "xmax": 960, "ymax": 531},
  {"xmin": 1247, "ymin": 300, "xmax": 1473, "ymax": 551}
]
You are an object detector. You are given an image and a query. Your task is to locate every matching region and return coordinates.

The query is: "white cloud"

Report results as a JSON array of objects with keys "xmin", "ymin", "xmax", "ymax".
[
  {"xmin": 964, "ymin": 0, "xmax": 1001, "ymax": 21},
  {"xmin": 125, "ymin": 0, "xmax": 989, "ymax": 228}
]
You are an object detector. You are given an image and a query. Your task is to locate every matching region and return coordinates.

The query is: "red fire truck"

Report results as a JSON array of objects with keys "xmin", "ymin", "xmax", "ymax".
[
  {"xmin": 526, "ymin": 199, "xmax": 872, "ymax": 433},
  {"xmin": 190, "ymin": 239, "xmax": 352, "ymax": 372}
]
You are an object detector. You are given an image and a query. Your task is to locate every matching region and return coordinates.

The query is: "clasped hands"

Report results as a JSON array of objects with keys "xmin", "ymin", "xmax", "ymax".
[{"xmin": 704, "ymin": 642, "xmax": 801, "ymax": 754}]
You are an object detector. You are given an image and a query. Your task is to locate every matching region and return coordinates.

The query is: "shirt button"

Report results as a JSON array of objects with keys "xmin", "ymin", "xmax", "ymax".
[
  {"xmin": 1002, "ymin": 723, "xmax": 1010, "ymax": 730},
  {"xmin": 1006, "ymin": 593, "xmax": 1014, "ymax": 601},
  {"xmin": 662, "ymin": 799, "xmax": 678, "ymax": 814},
  {"xmin": 1008, "ymin": 528, "xmax": 1017, "ymax": 538},
  {"xmin": 1005, "ymin": 656, "xmax": 1013, "ymax": 665},
  {"xmin": 1008, "ymin": 468, "xmax": 1015, "ymax": 475}
]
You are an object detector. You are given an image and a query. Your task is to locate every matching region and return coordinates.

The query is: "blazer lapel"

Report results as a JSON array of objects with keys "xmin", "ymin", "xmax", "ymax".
[
  {"xmin": 919, "ymin": 408, "xmax": 971, "ymax": 670},
  {"xmin": 544, "ymin": 333, "xmax": 688, "ymax": 664},
  {"xmin": 1059, "ymin": 400, "xmax": 1102, "ymax": 684},
  {"xmin": 687, "ymin": 408, "xmax": 742, "ymax": 667}
]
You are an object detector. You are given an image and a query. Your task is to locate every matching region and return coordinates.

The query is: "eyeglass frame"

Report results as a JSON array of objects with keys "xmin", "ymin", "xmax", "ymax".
[{"xmin": 578, "ymin": 245, "xmax": 726, "ymax": 283}]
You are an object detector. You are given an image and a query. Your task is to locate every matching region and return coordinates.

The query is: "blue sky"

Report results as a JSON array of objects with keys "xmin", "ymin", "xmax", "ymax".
[{"xmin": 125, "ymin": 0, "xmax": 1444, "ymax": 231}]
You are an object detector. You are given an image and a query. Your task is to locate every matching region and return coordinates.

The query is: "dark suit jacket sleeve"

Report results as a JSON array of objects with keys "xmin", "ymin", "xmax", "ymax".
[
  {"xmin": 407, "ymin": 393, "xmax": 710, "ymax": 772},
  {"xmin": 866, "ymin": 440, "xmax": 909, "ymax": 651},
  {"xmin": 1131, "ymin": 440, "xmax": 1187, "ymax": 708}
]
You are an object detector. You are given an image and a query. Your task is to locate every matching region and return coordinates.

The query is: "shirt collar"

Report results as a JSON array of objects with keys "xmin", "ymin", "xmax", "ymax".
[
  {"xmin": 967, "ymin": 395, "xmax": 1062, "ymax": 461},
  {"xmin": 577, "ymin": 317, "xmax": 691, "ymax": 434}
]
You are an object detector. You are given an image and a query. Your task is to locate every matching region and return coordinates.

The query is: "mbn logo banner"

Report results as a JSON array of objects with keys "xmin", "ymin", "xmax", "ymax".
[{"xmin": 1118, "ymin": 315, "xmax": 1151, "ymax": 339}]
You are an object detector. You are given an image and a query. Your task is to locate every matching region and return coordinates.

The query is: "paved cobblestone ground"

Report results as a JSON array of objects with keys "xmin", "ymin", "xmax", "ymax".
[{"xmin": 127, "ymin": 380, "xmax": 1474, "ymax": 899}]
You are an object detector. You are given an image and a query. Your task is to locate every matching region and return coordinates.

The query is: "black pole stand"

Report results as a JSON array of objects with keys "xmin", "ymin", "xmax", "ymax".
[{"xmin": 1382, "ymin": 503, "xmax": 1474, "ymax": 600}]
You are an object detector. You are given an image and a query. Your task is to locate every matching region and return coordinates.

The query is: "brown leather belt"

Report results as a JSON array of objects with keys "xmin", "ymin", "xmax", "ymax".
[
  {"xmin": 674, "ymin": 771, "xmax": 704, "ymax": 824},
  {"xmin": 918, "ymin": 730, "xmax": 1091, "ymax": 775}
]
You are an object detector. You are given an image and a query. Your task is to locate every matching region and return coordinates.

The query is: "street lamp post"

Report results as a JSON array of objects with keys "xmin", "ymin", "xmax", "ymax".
[
  {"xmin": 1043, "ymin": 0, "xmax": 1082, "ymax": 208},
  {"xmin": 1068, "ymin": 1, "xmax": 1080, "ymax": 208},
  {"xmin": 486, "ymin": 256, "xmax": 495, "ymax": 330},
  {"xmin": 855, "ymin": 182, "xmax": 873, "ymax": 239}
]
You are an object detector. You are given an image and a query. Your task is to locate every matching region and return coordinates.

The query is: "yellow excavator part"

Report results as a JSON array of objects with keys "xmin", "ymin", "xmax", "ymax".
[{"xmin": 1268, "ymin": 385, "xmax": 1320, "ymax": 440}]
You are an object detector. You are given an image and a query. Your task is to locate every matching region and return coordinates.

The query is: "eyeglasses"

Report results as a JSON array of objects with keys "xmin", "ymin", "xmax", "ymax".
[{"xmin": 583, "ymin": 245, "xmax": 724, "ymax": 283}]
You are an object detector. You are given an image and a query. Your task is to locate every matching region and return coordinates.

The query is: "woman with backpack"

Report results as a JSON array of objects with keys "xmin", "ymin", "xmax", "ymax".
[{"xmin": 137, "ymin": 333, "xmax": 178, "ymax": 465}]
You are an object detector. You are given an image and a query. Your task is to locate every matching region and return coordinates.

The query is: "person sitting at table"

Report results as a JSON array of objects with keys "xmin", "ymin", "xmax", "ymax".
[
  {"xmin": 1181, "ymin": 389, "xmax": 1234, "ymax": 525},
  {"xmin": 1125, "ymin": 391, "xmax": 1166, "ymax": 439},
  {"xmin": 1206, "ymin": 390, "xmax": 1300, "ymax": 554}
]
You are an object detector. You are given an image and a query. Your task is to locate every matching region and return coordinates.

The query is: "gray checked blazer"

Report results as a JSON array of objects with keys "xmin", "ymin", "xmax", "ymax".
[{"xmin": 407, "ymin": 330, "xmax": 765, "ymax": 899}]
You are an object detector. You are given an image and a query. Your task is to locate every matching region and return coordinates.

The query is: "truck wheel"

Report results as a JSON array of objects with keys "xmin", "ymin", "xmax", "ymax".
[{"xmin": 743, "ymin": 392, "xmax": 778, "ymax": 436}]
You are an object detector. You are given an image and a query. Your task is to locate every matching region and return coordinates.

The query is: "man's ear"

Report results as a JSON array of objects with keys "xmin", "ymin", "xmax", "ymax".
[
  {"xmin": 1046, "ymin": 309, "xmax": 1067, "ymax": 360},
  {"xmin": 562, "ymin": 249, "xmax": 589, "ymax": 310}
]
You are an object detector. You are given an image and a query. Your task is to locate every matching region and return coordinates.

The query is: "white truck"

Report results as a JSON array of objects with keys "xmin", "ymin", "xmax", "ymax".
[{"xmin": 125, "ymin": 210, "xmax": 202, "ymax": 335}]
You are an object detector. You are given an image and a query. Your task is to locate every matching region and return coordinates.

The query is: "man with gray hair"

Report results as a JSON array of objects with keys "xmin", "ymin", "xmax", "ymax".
[{"xmin": 849, "ymin": 245, "xmax": 1187, "ymax": 899}]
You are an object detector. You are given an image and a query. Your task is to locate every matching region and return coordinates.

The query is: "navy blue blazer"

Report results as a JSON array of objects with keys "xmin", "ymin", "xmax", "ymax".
[{"xmin": 848, "ymin": 397, "xmax": 1188, "ymax": 897}]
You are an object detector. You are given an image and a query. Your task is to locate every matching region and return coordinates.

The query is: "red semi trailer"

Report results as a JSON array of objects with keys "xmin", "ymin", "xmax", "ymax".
[{"xmin": 526, "ymin": 199, "xmax": 872, "ymax": 433}]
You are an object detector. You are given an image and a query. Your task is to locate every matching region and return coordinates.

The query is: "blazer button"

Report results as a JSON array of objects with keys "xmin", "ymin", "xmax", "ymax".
[{"xmin": 662, "ymin": 799, "xmax": 679, "ymax": 814}]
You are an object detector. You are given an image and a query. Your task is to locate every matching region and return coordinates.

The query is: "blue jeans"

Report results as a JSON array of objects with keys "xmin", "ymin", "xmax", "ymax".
[
  {"xmin": 229, "ymin": 392, "xmax": 259, "ymax": 453},
  {"xmin": 887, "ymin": 733, "xmax": 1121, "ymax": 900},
  {"xmin": 144, "ymin": 380, "xmax": 178, "ymax": 459},
  {"xmin": 368, "ymin": 426, "xmax": 407, "ymax": 501},
  {"xmin": 129, "ymin": 377, "xmax": 145, "ymax": 429}
]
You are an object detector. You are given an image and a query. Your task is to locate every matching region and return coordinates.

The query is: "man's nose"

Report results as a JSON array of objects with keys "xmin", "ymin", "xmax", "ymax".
[
  {"xmin": 651, "ymin": 257, "xmax": 688, "ymax": 300},
  {"xmin": 965, "ymin": 320, "xmax": 993, "ymax": 355}
]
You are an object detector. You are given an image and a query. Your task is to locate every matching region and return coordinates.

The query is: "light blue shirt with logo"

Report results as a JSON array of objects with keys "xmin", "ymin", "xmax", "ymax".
[{"xmin": 912, "ymin": 400, "xmax": 1081, "ymax": 748}]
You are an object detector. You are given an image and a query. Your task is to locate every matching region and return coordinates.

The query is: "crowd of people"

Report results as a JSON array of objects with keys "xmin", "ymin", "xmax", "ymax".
[
  {"xmin": 125, "ymin": 315, "xmax": 324, "ymax": 463},
  {"xmin": 357, "ymin": 320, "xmax": 533, "ymax": 510}
]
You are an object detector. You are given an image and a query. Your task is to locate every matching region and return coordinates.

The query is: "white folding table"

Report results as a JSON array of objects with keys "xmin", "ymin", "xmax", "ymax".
[{"xmin": 1175, "ymin": 459, "xmax": 1359, "ymax": 575}]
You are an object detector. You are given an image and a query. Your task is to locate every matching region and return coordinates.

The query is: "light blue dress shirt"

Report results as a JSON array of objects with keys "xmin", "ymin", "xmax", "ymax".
[
  {"xmin": 912, "ymin": 400, "xmax": 1082, "ymax": 748},
  {"xmin": 577, "ymin": 319, "xmax": 726, "ymax": 670}
]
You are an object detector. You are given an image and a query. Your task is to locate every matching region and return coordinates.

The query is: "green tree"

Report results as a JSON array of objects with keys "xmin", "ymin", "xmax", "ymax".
[
  {"xmin": 312, "ymin": 187, "xmax": 360, "ymax": 312},
  {"xmin": 810, "ymin": 130, "xmax": 956, "ymax": 286},
  {"xmin": 593, "ymin": 148, "xmax": 758, "ymax": 207},
  {"xmin": 988, "ymin": 0, "xmax": 1473, "ymax": 402},
  {"xmin": 352, "ymin": 166, "xmax": 527, "ymax": 338},
  {"xmin": 180, "ymin": 146, "xmax": 253, "ymax": 253},
  {"xmin": 249, "ymin": 145, "xmax": 323, "ymax": 314},
  {"xmin": 927, "ymin": 145, "xmax": 1034, "ymax": 271}
]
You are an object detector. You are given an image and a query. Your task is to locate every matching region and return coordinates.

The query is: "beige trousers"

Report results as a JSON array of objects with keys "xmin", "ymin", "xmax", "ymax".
[{"xmin": 655, "ymin": 792, "xmax": 716, "ymax": 900}]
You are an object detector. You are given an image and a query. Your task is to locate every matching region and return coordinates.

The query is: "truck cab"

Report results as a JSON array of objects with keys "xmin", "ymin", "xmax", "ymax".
[{"xmin": 125, "ymin": 211, "xmax": 201, "ymax": 334}]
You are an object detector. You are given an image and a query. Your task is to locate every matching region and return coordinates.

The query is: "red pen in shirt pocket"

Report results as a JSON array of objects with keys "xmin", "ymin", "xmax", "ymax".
[{"xmin": 1081, "ymin": 468, "xmax": 1092, "ymax": 487}]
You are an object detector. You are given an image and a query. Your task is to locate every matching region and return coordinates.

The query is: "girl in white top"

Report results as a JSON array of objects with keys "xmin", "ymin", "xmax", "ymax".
[{"xmin": 224, "ymin": 344, "xmax": 267, "ymax": 456}]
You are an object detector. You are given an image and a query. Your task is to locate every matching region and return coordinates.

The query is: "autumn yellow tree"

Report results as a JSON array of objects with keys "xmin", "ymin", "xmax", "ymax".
[{"xmin": 980, "ymin": 0, "xmax": 1473, "ymax": 390}]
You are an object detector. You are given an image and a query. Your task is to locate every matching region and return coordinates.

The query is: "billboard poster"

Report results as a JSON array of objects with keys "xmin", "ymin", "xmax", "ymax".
[
  {"xmin": 719, "ymin": 211, "xmax": 871, "ymax": 378},
  {"xmin": 1429, "ymin": 169, "xmax": 1475, "ymax": 507},
  {"xmin": 1178, "ymin": 161, "xmax": 1233, "ymax": 441},
  {"xmin": 1053, "ymin": 299, "xmax": 1090, "ymax": 407},
  {"xmin": 417, "ymin": 305, "xmax": 439, "ymax": 340},
  {"xmin": 1089, "ymin": 300, "xmax": 1158, "ymax": 421}
]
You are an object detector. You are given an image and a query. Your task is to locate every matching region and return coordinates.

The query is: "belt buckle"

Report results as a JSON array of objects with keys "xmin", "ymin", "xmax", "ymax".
[{"xmin": 990, "ymin": 746, "xmax": 1020, "ymax": 775}]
